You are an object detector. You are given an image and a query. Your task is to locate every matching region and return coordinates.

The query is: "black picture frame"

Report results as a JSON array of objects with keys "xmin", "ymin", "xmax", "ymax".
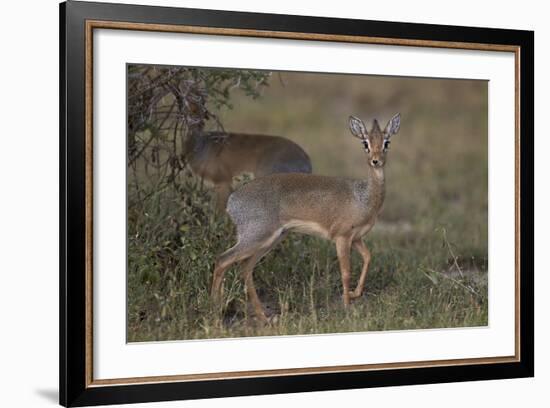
[{"xmin": 60, "ymin": 1, "xmax": 534, "ymax": 406}]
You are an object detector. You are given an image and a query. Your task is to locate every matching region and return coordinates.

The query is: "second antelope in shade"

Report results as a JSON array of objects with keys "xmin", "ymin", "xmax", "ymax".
[{"xmin": 186, "ymin": 130, "xmax": 312, "ymax": 211}]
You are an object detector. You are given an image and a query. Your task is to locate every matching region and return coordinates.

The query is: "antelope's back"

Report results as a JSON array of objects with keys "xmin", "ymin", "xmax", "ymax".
[{"xmin": 221, "ymin": 133, "xmax": 312, "ymax": 176}]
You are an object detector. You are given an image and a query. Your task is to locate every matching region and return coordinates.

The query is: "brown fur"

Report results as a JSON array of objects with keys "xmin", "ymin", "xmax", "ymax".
[
  {"xmin": 211, "ymin": 114, "xmax": 401, "ymax": 322},
  {"xmin": 186, "ymin": 131, "xmax": 312, "ymax": 211}
]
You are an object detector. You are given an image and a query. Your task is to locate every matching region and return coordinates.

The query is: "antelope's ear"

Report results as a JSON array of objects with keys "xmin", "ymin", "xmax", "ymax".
[
  {"xmin": 349, "ymin": 116, "xmax": 367, "ymax": 139},
  {"xmin": 384, "ymin": 113, "xmax": 401, "ymax": 138}
]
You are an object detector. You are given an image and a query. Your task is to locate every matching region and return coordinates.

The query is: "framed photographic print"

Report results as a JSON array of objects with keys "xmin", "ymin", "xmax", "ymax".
[{"xmin": 59, "ymin": 0, "xmax": 534, "ymax": 406}]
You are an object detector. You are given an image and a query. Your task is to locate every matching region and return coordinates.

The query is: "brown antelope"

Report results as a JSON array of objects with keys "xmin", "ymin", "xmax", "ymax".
[
  {"xmin": 185, "ymin": 130, "xmax": 312, "ymax": 211},
  {"xmin": 211, "ymin": 113, "xmax": 401, "ymax": 323}
]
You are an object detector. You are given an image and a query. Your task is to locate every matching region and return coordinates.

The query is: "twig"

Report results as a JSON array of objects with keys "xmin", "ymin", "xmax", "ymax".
[
  {"xmin": 440, "ymin": 227, "xmax": 464, "ymax": 279},
  {"xmin": 129, "ymin": 102, "xmax": 176, "ymax": 165},
  {"xmin": 423, "ymin": 267, "xmax": 480, "ymax": 297}
]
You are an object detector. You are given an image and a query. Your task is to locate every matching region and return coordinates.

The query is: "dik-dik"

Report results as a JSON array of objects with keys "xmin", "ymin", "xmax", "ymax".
[
  {"xmin": 211, "ymin": 113, "xmax": 401, "ymax": 323},
  {"xmin": 185, "ymin": 130, "xmax": 312, "ymax": 211}
]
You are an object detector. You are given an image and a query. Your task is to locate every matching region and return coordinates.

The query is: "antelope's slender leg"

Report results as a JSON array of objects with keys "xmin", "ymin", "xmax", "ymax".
[
  {"xmin": 350, "ymin": 239, "xmax": 371, "ymax": 299},
  {"xmin": 335, "ymin": 237, "xmax": 353, "ymax": 307},
  {"xmin": 214, "ymin": 182, "xmax": 232, "ymax": 213},
  {"xmin": 240, "ymin": 232, "xmax": 287, "ymax": 323},
  {"xmin": 241, "ymin": 254, "xmax": 268, "ymax": 323},
  {"xmin": 211, "ymin": 243, "xmax": 253, "ymax": 301}
]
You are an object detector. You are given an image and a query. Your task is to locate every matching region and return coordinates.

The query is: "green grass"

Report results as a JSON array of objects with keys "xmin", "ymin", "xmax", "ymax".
[
  {"xmin": 127, "ymin": 72, "xmax": 488, "ymax": 342},
  {"xmin": 127, "ymin": 174, "xmax": 487, "ymax": 342}
]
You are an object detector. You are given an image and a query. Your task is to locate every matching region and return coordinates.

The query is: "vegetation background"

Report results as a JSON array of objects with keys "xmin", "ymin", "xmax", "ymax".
[{"xmin": 127, "ymin": 68, "xmax": 488, "ymax": 342}]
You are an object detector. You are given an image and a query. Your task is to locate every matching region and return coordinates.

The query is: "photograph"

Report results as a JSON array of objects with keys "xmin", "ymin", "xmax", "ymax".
[
  {"xmin": 126, "ymin": 64, "xmax": 489, "ymax": 342},
  {"xmin": 55, "ymin": 1, "xmax": 534, "ymax": 405}
]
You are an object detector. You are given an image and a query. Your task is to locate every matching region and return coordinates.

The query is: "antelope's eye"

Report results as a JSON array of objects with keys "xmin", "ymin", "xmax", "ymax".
[
  {"xmin": 363, "ymin": 140, "xmax": 370, "ymax": 152},
  {"xmin": 383, "ymin": 140, "xmax": 390, "ymax": 150}
]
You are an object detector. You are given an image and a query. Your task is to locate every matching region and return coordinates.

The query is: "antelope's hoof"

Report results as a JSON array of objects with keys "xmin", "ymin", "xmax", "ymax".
[
  {"xmin": 348, "ymin": 290, "xmax": 363, "ymax": 300},
  {"xmin": 253, "ymin": 312, "xmax": 279, "ymax": 326},
  {"xmin": 268, "ymin": 314, "xmax": 280, "ymax": 325},
  {"xmin": 253, "ymin": 314, "xmax": 270, "ymax": 325}
]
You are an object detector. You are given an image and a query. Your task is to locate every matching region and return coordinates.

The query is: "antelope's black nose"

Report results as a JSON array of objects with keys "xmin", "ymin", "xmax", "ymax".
[{"xmin": 372, "ymin": 159, "xmax": 379, "ymax": 166}]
